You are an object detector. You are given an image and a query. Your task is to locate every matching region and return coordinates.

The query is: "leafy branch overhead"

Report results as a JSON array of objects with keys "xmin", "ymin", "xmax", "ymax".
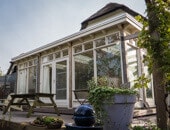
[
  {"xmin": 136, "ymin": 0, "xmax": 170, "ymax": 129},
  {"xmin": 133, "ymin": 74, "xmax": 151, "ymax": 89},
  {"xmin": 136, "ymin": 0, "xmax": 170, "ymax": 77}
]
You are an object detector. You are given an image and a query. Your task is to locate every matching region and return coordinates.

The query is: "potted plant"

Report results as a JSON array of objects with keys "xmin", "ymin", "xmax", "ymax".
[
  {"xmin": 88, "ymin": 77, "xmax": 137, "ymax": 130},
  {"xmin": 31, "ymin": 116, "xmax": 63, "ymax": 129}
]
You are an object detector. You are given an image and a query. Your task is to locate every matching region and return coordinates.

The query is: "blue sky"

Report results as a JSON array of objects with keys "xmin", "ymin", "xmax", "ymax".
[{"xmin": 0, "ymin": 0, "xmax": 146, "ymax": 74}]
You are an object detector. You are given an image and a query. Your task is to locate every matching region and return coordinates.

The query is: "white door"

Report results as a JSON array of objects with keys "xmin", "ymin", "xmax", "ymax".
[
  {"xmin": 17, "ymin": 69, "xmax": 27, "ymax": 94},
  {"xmin": 55, "ymin": 58, "xmax": 69, "ymax": 107},
  {"xmin": 41, "ymin": 64, "xmax": 52, "ymax": 93}
]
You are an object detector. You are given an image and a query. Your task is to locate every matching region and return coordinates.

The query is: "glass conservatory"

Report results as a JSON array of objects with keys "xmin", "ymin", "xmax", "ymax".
[{"xmin": 10, "ymin": 3, "xmax": 155, "ymax": 109}]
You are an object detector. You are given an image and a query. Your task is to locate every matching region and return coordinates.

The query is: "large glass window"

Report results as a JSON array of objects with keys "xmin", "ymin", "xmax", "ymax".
[
  {"xmin": 42, "ymin": 64, "xmax": 52, "ymax": 93},
  {"xmin": 96, "ymin": 44, "xmax": 122, "ymax": 87},
  {"xmin": 74, "ymin": 51, "xmax": 94, "ymax": 90},
  {"xmin": 28, "ymin": 66, "xmax": 37, "ymax": 93},
  {"xmin": 18, "ymin": 69, "xmax": 27, "ymax": 93},
  {"xmin": 18, "ymin": 59, "xmax": 37, "ymax": 94},
  {"xmin": 126, "ymin": 44, "xmax": 138, "ymax": 85},
  {"xmin": 56, "ymin": 61, "xmax": 67, "ymax": 99}
]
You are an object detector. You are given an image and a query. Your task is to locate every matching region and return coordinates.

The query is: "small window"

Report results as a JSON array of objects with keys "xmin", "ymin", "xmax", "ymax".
[
  {"xmin": 62, "ymin": 49, "xmax": 68, "ymax": 57},
  {"xmin": 84, "ymin": 42, "xmax": 93, "ymax": 50},
  {"xmin": 48, "ymin": 54, "xmax": 53, "ymax": 61},
  {"xmin": 74, "ymin": 45, "xmax": 82, "ymax": 53},
  {"xmin": 42, "ymin": 56, "xmax": 48, "ymax": 63},
  {"xmin": 55, "ymin": 52, "xmax": 61, "ymax": 59},
  {"xmin": 24, "ymin": 62, "xmax": 27, "ymax": 68},
  {"xmin": 95, "ymin": 38, "xmax": 105, "ymax": 47},
  {"xmin": 19, "ymin": 64, "xmax": 24, "ymax": 69},
  {"xmin": 34, "ymin": 59, "xmax": 38, "ymax": 65},
  {"xmin": 107, "ymin": 33, "xmax": 120, "ymax": 44},
  {"xmin": 29, "ymin": 61, "xmax": 33, "ymax": 66}
]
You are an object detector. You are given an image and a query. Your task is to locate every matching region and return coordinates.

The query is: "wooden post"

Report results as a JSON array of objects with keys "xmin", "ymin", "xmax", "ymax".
[
  {"xmin": 68, "ymin": 43, "xmax": 72, "ymax": 108},
  {"xmin": 119, "ymin": 27, "xmax": 128, "ymax": 84},
  {"xmin": 36, "ymin": 54, "xmax": 41, "ymax": 93}
]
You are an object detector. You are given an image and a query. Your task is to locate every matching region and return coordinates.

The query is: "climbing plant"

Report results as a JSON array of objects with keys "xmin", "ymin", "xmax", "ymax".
[{"xmin": 136, "ymin": 0, "xmax": 170, "ymax": 129}]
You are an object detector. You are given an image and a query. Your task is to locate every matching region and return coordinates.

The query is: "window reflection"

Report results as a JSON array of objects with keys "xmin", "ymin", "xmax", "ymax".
[
  {"xmin": 126, "ymin": 44, "xmax": 138, "ymax": 85},
  {"xmin": 28, "ymin": 66, "xmax": 36, "ymax": 93},
  {"xmin": 96, "ymin": 44, "xmax": 122, "ymax": 87},
  {"xmin": 42, "ymin": 65, "xmax": 52, "ymax": 93},
  {"xmin": 95, "ymin": 38, "xmax": 105, "ymax": 47},
  {"xmin": 56, "ymin": 61, "xmax": 67, "ymax": 99},
  {"xmin": 74, "ymin": 51, "xmax": 94, "ymax": 90}
]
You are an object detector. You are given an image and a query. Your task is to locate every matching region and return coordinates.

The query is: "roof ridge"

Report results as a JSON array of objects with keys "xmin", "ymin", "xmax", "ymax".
[{"xmin": 80, "ymin": 3, "xmax": 141, "ymax": 30}]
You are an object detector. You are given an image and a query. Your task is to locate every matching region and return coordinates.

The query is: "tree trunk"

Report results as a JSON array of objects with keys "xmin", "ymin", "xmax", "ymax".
[
  {"xmin": 145, "ymin": 0, "xmax": 168, "ymax": 129},
  {"xmin": 152, "ymin": 62, "xmax": 167, "ymax": 129}
]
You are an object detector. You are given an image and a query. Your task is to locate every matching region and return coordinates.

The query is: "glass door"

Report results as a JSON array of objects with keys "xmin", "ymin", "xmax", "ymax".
[
  {"xmin": 42, "ymin": 64, "xmax": 52, "ymax": 93},
  {"xmin": 55, "ymin": 59, "xmax": 68, "ymax": 107}
]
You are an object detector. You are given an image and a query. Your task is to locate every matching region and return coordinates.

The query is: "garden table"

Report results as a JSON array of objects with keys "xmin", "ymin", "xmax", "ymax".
[{"xmin": 2, "ymin": 93, "xmax": 60, "ymax": 117}]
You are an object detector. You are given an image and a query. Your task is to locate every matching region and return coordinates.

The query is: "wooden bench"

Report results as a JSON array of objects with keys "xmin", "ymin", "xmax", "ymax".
[{"xmin": 3, "ymin": 93, "xmax": 60, "ymax": 117}]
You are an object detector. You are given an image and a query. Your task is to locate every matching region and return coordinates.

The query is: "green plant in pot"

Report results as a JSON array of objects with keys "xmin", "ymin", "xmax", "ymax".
[
  {"xmin": 88, "ymin": 77, "xmax": 137, "ymax": 130},
  {"xmin": 32, "ymin": 116, "xmax": 63, "ymax": 129}
]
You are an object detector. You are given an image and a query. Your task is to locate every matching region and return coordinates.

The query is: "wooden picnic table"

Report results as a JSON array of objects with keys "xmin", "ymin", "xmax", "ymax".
[{"xmin": 2, "ymin": 93, "xmax": 60, "ymax": 117}]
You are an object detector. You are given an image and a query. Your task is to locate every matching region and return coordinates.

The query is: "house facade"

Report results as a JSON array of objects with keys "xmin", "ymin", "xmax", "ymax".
[{"xmin": 9, "ymin": 3, "xmax": 155, "ymax": 108}]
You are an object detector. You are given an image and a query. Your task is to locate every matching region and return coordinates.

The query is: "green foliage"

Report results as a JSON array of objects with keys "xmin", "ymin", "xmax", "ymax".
[
  {"xmin": 133, "ymin": 74, "xmax": 151, "ymax": 89},
  {"xmin": 33, "ymin": 116, "xmax": 63, "ymax": 126},
  {"xmin": 87, "ymin": 77, "xmax": 136, "ymax": 124},
  {"xmin": 136, "ymin": 0, "xmax": 170, "ymax": 83},
  {"xmin": 137, "ymin": 1, "xmax": 170, "ymax": 128},
  {"xmin": 131, "ymin": 122, "xmax": 160, "ymax": 130}
]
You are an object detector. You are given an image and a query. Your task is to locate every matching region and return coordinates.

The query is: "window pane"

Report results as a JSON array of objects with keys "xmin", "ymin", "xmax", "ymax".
[
  {"xmin": 74, "ymin": 45, "xmax": 82, "ymax": 53},
  {"xmin": 48, "ymin": 54, "xmax": 53, "ymax": 61},
  {"xmin": 126, "ymin": 44, "xmax": 138, "ymax": 84},
  {"xmin": 107, "ymin": 33, "xmax": 120, "ymax": 44},
  {"xmin": 84, "ymin": 42, "xmax": 93, "ymax": 50},
  {"xmin": 95, "ymin": 38, "xmax": 105, "ymax": 47},
  {"xmin": 29, "ymin": 61, "xmax": 33, "ymax": 66},
  {"xmin": 18, "ymin": 69, "xmax": 27, "ymax": 93},
  {"xmin": 34, "ymin": 59, "xmax": 38, "ymax": 65},
  {"xmin": 55, "ymin": 52, "xmax": 61, "ymax": 59},
  {"xmin": 28, "ymin": 66, "xmax": 36, "ymax": 93},
  {"xmin": 42, "ymin": 65, "xmax": 52, "ymax": 93},
  {"xmin": 74, "ymin": 51, "xmax": 94, "ymax": 90},
  {"xmin": 56, "ymin": 61, "xmax": 67, "ymax": 99},
  {"xmin": 144, "ymin": 65, "xmax": 153, "ymax": 98},
  {"xmin": 62, "ymin": 49, "xmax": 68, "ymax": 57},
  {"xmin": 42, "ymin": 56, "xmax": 48, "ymax": 63},
  {"xmin": 96, "ymin": 44, "xmax": 122, "ymax": 87}
]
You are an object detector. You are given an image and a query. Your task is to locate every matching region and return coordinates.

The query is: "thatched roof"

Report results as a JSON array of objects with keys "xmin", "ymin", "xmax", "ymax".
[{"xmin": 81, "ymin": 3, "xmax": 141, "ymax": 30}]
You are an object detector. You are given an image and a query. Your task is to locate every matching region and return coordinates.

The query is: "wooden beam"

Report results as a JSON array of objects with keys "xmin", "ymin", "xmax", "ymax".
[{"xmin": 124, "ymin": 32, "xmax": 139, "ymax": 40}]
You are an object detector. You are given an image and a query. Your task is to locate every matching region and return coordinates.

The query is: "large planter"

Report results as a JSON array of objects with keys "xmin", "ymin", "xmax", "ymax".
[{"xmin": 103, "ymin": 94, "xmax": 136, "ymax": 130}]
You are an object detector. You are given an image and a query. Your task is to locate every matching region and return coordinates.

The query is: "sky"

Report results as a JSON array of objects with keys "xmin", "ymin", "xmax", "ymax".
[{"xmin": 0, "ymin": 0, "xmax": 146, "ymax": 74}]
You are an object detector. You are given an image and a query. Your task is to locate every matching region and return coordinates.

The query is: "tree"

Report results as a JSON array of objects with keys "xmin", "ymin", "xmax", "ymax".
[{"xmin": 137, "ymin": 0, "xmax": 170, "ymax": 129}]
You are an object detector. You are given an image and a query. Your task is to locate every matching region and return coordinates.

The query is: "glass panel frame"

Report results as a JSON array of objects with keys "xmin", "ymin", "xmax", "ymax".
[
  {"xmin": 96, "ymin": 44, "xmax": 122, "ymax": 87},
  {"xmin": 74, "ymin": 50, "xmax": 94, "ymax": 90},
  {"xmin": 56, "ymin": 60, "xmax": 67, "ymax": 100},
  {"xmin": 74, "ymin": 45, "xmax": 82, "ymax": 53},
  {"xmin": 95, "ymin": 37, "xmax": 105, "ymax": 47}
]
